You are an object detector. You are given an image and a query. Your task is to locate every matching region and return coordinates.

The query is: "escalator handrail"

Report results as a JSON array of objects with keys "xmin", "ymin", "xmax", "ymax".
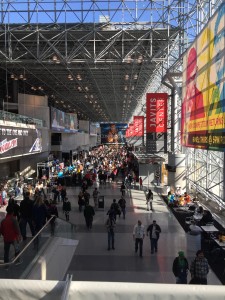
[{"xmin": 0, "ymin": 215, "xmax": 55, "ymax": 267}]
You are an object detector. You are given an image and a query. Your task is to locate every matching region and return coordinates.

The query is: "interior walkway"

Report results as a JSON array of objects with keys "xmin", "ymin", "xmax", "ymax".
[{"xmin": 57, "ymin": 180, "xmax": 222, "ymax": 285}]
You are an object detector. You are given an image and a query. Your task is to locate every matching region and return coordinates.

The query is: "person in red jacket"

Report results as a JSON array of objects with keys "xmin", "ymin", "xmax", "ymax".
[{"xmin": 0, "ymin": 205, "xmax": 22, "ymax": 263}]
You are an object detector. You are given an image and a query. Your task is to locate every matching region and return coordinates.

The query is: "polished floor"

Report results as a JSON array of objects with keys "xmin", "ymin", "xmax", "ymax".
[{"xmin": 58, "ymin": 180, "xmax": 222, "ymax": 285}]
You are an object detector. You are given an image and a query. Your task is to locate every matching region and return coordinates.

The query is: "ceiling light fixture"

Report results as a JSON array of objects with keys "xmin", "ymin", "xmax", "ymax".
[
  {"xmin": 127, "ymin": 55, "xmax": 132, "ymax": 63},
  {"xmin": 52, "ymin": 55, "xmax": 58, "ymax": 61},
  {"xmin": 137, "ymin": 55, "xmax": 143, "ymax": 64}
]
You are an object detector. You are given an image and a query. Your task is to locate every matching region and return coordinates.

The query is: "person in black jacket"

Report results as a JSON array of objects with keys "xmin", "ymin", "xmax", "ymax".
[
  {"xmin": 63, "ymin": 197, "xmax": 71, "ymax": 221},
  {"xmin": 172, "ymin": 251, "xmax": 189, "ymax": 284},
  {"xmin": 19, "ymin": 192, "xmax": 35, "ymax": 240},
  {"xmin": 83, "ymin": 203, "xmax": 95, "ymax": 230},
  {"xmin": 146, "ymin": 220, "xmax": 161, "ymax": 254}
]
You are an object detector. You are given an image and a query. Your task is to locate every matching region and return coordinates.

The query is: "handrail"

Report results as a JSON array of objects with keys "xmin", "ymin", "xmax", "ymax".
[
  {"xmin": 61, "ymin": 274, "xmax": 73, "ymax": 300},
  {"xmin": 0, "ymin": 216, "xmax": 55, "ymax": 267}
]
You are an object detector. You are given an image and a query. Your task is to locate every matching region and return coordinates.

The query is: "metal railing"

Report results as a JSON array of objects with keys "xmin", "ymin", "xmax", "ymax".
[
  {"xmin": 0, "ymin": 216, "xmax": 55, "ymax": 268},
  {"xmin": 0, "ymin": 110, "xmax": 43, "ymax": 127}
]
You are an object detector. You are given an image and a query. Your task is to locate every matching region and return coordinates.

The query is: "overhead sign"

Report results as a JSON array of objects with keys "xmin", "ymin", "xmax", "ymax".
[{"xmin": 146, "ymin": 93, "xmax": 167, "ymax": 133}]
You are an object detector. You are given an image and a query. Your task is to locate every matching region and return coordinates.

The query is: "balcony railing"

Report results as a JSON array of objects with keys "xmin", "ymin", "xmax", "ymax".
[{"xmin": 0, "ymin": 110, "xmax": 43, "ymax": 128}]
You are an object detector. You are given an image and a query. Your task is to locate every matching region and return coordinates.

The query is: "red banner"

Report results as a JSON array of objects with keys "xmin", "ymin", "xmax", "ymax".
[
  {"xmin": 133, "ymin": 116, "xmax": 144, "ymax": 137},
  {"xmin": 126, "ymin": 123, "xmax": 134, "ymax": 138},
  {"xmin": 146, "ymin": 93, "xmax": 167, "ymax": 133}
]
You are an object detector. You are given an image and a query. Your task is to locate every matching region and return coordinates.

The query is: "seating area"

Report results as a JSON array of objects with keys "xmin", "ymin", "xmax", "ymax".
[{"xmin": 162, "ymin": 193, "xmax": 225, "ymax": 284}]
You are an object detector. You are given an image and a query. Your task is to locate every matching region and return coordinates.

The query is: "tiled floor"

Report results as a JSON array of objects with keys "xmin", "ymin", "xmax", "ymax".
[{"xmin": 58, "ymin": 180, "xmax": 222, "ymax": 285}]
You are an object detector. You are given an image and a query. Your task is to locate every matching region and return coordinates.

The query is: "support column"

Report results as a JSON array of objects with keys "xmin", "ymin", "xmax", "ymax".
[{"xmin": 167, "ymin": 152, "xmax": 186, "ymax": 192}]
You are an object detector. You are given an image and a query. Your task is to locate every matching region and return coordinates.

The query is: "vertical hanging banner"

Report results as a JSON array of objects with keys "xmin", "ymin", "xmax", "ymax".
[
  {"xmin": 129, "ymin": 123, "xmax": 134, "ymax": 137},
  {"xmin": 133, "ymin": 116, "xmax": 144, "ymax": 137},
  {"xmin": 146, "ymin": 93, "xmax": 168, "ymax": 133}
]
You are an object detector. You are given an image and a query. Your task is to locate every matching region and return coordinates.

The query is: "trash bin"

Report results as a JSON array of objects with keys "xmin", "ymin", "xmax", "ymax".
[{"xmin": 98, "ymin": 196, "xmax": 104, "ymax": 209}]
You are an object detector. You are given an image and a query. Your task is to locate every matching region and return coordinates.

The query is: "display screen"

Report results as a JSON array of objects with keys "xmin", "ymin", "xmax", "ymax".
[
  {"xmin": 100, "ymin": 123, "xmax": 127, "ymax": 144},
  {"xmin": 181, "ymin": 3, "xmax": 225, "ymax": 151},
  {"xmin": 51, "ymin": 107, "xmax": 78, "ymax": 133},
  {"xmin": 0, "ymin": 126, "xmax": 42, "ymax": 159}
]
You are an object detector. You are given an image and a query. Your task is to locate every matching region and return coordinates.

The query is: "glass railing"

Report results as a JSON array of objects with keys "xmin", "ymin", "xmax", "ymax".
[
  {"xmin": 0, "ymin": 110, "xmax": 43, "ymax": 127},
  {"xmin": 0, "ymin": 216, "xmax": 76, "ymax": 279}
]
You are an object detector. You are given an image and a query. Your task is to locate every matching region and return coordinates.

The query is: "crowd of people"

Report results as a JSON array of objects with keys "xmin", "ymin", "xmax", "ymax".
[{"xmin": 0, "ymin": 144, "xmax": 212, "ymax": 285}]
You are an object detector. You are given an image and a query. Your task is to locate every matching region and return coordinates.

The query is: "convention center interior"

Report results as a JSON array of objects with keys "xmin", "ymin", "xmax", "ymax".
[{"xmin": 0, "ymin": 0, "xmax": 225, "ymax": 299}]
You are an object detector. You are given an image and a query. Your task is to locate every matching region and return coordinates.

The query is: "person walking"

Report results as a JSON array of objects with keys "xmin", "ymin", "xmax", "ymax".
[
  {"xmin": 146, "ymin": 189, "xmax": 153, "ymax": 211},
  {"xmin": 63, "ymin": 197, "xmax": 72, "ymax": 221},
  {"xmin": 83, "ymin": 203, "xmax": 95, "ymax": 230},
  {"xmin": 110, "ymin": 199, "xmax": 121, "ymax": 220},
  {"xmin": 190, "ymin": 250, "xmax": 209, "ymax": 285},
  {"xmin": 133, "ymin": 220, "xmax": 145, "ymax": 257},
  {"xmin": 106, "ymin": 213, "xmax": 116, "ymax": 250},
  {"xmin": 0, "ymin": 206, "xmax": 22, "ymax": 264},
  {"xmin": 118, "ymin": 196, "xmax": 126, "ymax": 219},
  {"xmin": 146, "ymin": 220, "xmax": 161, "ymax": 254},
  {"xmin": 172, "ymin": 251, "xmax": 189, "ymax": 284}
]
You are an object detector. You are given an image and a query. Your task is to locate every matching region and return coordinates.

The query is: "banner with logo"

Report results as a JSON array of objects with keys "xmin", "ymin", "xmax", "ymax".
[
  {"xmin": 0, "ymin": 126, "xmax": 42, "ymax": 159},
  {"xmin": 146, "ymin": 93, "xmax": 167, "ymax": 133}
]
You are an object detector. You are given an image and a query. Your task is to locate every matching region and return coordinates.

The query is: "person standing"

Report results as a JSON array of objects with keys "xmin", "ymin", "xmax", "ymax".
[
  {"xmin": 92, "ymin": 187, "xmax": 99, "ymax": 209},
  {"xmin": 78, "ymin": 190, "xmax": 84, "ymax": 212},
  {"xmin": 106, "ymin": 214, "xmax": 116, "ymax": 250},
  {"xmin": 146, "ymin": 220, "xmax": 161, "ymax": 254},
  {"xmin": 133, "ymin": 220, "xmax": 145, "ymax": 257},
  {"xmin": 139, "ymin": 177, "xmax": 143, "ymax": 190},
  {"xmin": 63, "ymin": 197, "xmax": 72, "ymax": 221},
  {"xmin": 19, "ymin": 191, "xmax": 35, "ymax": 241},
  {"xmin": 46, "ymin": 200, "xmax": 59, "ymax": 236},
  {"xmin": 83, "ymin": 203, "xmax": 95, "ymax": 230},
  {"xmin": 172, "ymin": 251, "xmax": 189, "ymax": 284},
  {"xmin": 0, "ymin": 206, "xmax": 22, "ymax": 264},
  {"xmin": 120, "ymin": 182, "xmax": 126, "ymax": 196},
  {"xmin": 190, "ymin": 250, "xmax": 209, "ymax": 285}
]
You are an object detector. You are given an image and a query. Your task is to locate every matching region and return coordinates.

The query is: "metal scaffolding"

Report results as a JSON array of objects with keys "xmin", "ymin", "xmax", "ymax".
[{"xmin": 0, "ymin": 0, "xmax": 224, "ymax": 205}]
